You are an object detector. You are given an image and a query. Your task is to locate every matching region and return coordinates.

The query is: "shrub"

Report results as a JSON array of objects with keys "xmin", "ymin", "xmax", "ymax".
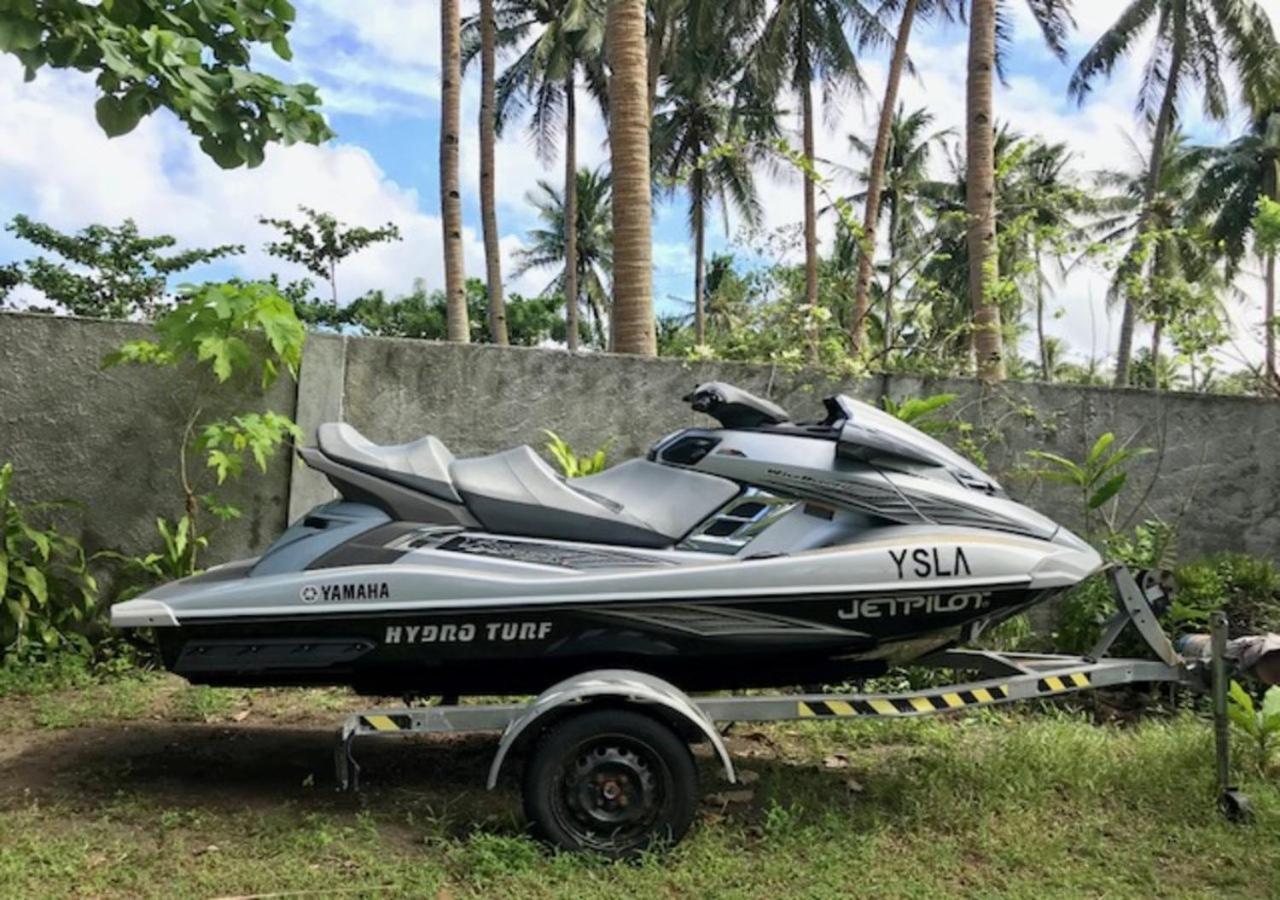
[
  {"xmin": 1171, "ymin": 552, "xmax": 1280, "ymax": 638},
  {"xmin": 1053, "ymin": 520, "xmax": 1176, "ymax": 656},
  {"xmin": 0, "ymin": 463, "xmax": 100, "ymax": 656}
]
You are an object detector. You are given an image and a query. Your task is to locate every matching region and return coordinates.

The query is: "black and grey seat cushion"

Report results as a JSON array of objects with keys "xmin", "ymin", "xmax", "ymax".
[
  {"xmin": 316, "ymin": 423, "xmax": 460, "ymax": 503},
  {"xmin": 451, "ymin": 448, "xmax": 739, "ymax": 548}
]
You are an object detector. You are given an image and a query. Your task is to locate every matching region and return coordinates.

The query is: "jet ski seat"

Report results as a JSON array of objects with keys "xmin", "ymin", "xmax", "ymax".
[
  {"xmin": 316, "ymin": 423, "xmax": 461, "ymax": 503},
  {"xmin": 451, "ymin": 447, "xmax": 740, "ymax": 548}
]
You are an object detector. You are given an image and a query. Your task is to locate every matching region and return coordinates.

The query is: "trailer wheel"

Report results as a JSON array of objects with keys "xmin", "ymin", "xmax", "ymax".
[{"xmin": 522, "ymin": 708, "xmax": 699, "ymax": 857}]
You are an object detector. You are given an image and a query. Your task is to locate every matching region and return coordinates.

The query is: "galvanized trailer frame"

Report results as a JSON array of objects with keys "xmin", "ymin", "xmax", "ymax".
[{"xmin": 333, "ymin": 565, "xmax": 1248, "ymax": 819}]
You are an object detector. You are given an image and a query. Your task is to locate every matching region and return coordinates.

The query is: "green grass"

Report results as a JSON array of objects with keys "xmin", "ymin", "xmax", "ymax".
[{"xmin": 0, "ymin": 674, "xmax": 1277, "ymax": 899}]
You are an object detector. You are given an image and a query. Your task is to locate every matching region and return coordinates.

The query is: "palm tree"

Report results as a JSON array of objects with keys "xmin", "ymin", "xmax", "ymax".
[
  {"xmin": 742, "ymin": 0, "xmax": 881, "ymax": 322},
  {"xmin": 478, "ymin": 0, "xmax": 509, "ymax": 345},
  {"xmin": 653, "ymin": 30, "xmax": 762, "ymax": 344},
  {"xmin": 843, "ymin": 105, "xmax": 951, "ymax": 355},
  {"xmin": 1001, "ymin": 139, "xmax": 1094, "ymax": 381},
  {"xmin": 483, "ymin": 0, "xmax": 606, "ymax": 351},
  {"xmin": 1195, "ymin": 109, "xmax": 1280, "ymax": 388},
  {"xmin": 850, "ymin": 0, "xmax": 956, "ymax": 352},
  {"xmin": 913, "ymin": 126, "xmax": 1033, "ymax": 367},
  {"xmin": 1069, "ymin": 0, "xmax": 1279, "ymax": 386},
  {"xmin": 440, "ymin": 0, "xmax": 470, "ymax": 342},
  {"xmin": 608, "ymin": 0, "xmax": 656, "ymax": 355},
  {"xmin": 966, "ymin": 0, "xmax": 1073, "ymax": 381},
  {"xmin": 1088, "ymin": 131, "xmax": 1215, "ymax": 381},
  {"xmin": 513, "ymin": 168, "xmax": 614, "ymax": 345}
]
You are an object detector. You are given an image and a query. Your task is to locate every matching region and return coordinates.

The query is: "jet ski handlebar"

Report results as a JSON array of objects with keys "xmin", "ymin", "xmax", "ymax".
[{"xmin": 683, "ymin": 382, "xmax": 790, "ymax": 429}]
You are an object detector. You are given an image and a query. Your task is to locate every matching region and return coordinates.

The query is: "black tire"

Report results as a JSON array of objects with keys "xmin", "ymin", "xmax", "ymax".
[{"xmin": 522, "ymin": 708, "xmax": 699, "ymax": 858}]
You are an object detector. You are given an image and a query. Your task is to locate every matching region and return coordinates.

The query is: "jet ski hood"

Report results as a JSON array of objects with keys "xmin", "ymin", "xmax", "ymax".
[{"xmin": 828, "ymin": 395, "xmax": 1002, "ymax": 494}]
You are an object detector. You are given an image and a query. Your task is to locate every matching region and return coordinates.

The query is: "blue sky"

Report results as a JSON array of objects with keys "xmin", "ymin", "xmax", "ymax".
[{"xmin": 1, "ymin": 0, "xmax": 1276, "ymax": 367}]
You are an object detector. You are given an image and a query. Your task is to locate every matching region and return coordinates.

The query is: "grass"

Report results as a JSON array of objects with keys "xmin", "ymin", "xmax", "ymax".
[{"xmin": 0, "ymin": 671, "xmax": 1277, "ymax": 899}]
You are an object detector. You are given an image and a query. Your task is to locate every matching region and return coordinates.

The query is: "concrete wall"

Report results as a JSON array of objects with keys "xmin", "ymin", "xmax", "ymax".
[
  {"xmin": 4, "ymin": 313, "xmax": 1278, "ymax": 568},
  {"xmin": 0, "ymin": 313, "xmax": 295, "ymax": 563}
]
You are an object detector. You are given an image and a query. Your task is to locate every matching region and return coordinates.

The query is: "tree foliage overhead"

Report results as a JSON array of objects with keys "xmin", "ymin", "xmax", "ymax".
[
  {"xmin": 0, "ymin": 0, "xmax": 333, "ymax": 168},
  {"xmin": 2, "ymin": 214, "xmax": 244, "ymax": 319}
]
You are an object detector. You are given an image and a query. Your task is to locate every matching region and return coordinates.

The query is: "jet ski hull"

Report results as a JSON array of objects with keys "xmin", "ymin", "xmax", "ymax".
[{"xmin": 151, "ymin": 582, "xmax": 1059, "ymax": 696}]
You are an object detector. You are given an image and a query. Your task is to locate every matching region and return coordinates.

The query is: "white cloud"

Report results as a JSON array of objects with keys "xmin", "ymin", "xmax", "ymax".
[
  {"xmin": 0, "ymin": 58, "xmax": 483, "ymax": 304},
  {"xmin": 276, "ymin": 0, "xmax": 445, "ymax": 116}
]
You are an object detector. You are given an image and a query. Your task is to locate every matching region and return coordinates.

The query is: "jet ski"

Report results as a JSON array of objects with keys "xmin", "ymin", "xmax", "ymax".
[{"xmin": 111, "ymin": 382, "xmax": 1102, "ymax": 697}]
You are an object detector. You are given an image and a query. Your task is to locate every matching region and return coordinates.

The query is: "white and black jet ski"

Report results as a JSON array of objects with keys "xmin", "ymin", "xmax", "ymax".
[{"xmin": 111, "ymin": 383, "xmax": 1102, "ymax": 696}]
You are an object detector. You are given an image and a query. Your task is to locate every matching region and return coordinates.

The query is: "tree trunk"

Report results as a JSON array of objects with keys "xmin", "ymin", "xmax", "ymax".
[
  {"xmin": 853, "ymin": 0, "xmax": 916, "ymax": 355},
  {"xmin": 1267, "ymin": 170, "xmax": 1278, "ymax": 390},
  {"xmin": 884, "ymin": 193, "xmax": 899, "ymax": 355},
  {"xmin": 966, "ymin": 0, "xmax": 1002, "ymax": 381},
  {"xmin": 1266, "ymin": 250, "xmax": 1276, "ymax": 389},
  {"xmin": 1035, "ymin": 243, "xmax": 1049, "ymax": 381},
  {"xmin": 440, "ymin": 0, "xmax": 469, "ymax": 342},
  {"xmin": 800, "ymin": 57, "xmax": 819, "ymax": 334},
  {"xmin": 1115, "ymin": 29, "xmax": 1184, "ymax": 386},
  {"xmin": 693, "ymin": 165, "xmax": 706, "ymax": 344},
  {"xmin": 607, "ymin": 0, "xmax": 656, "ymax": 356},
  {"xmin": 563, "ymin": 71, "xmax": 580, "ymax": 351},
  {"xmin": 1150, "ymin": 318, "xmax": 1163, "ymax": 387},
  {"xmin": 479, "ymin": 0, "xmax": 508, "ymax": 346}
]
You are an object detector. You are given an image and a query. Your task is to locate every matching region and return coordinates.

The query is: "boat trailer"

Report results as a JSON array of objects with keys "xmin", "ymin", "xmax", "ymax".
[{"xmin": 335, "ymin": 566, "xmax": 1270, "ymax": 842}]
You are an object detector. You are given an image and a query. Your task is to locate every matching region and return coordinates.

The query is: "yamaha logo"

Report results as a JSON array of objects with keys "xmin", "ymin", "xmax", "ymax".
[{"xmin": 299, "ymin": 582, "xmax": 392, "ymax": 603}]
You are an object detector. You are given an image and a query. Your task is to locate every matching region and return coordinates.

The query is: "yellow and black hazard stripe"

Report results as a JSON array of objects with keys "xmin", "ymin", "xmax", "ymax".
[
  {"xmin": 798, "ymin": 685, "xmax": 1010, "ymax": 718},
  {"xmin": 1037, "ymin": 672, "xmax": 1092, "ymax": 693},
  {"xmin": 359, "ymin": 713, "xmax": 414, "ymax": 732}
]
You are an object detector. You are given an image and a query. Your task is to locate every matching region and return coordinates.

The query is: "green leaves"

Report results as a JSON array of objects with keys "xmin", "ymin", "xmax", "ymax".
[
  {"xmin": 1253, "ymin": 196, "xmax": 1280, "ymax": 257},
  {"xmin": 0, "ymin": 14, "xmax": 42, "ymax": 52},
  {"xmin": 1027, "ymin": 432, "xmax": 1152, "ymax": 540},
  {"xmin": 3, "ymin": 214, "xmax": 245, "ymax": 320},
  {"xmin": 93, "ymin": 94, "xmax": 143, "ymax": 137},
  {"xmin": 1227, "ymin": 681, "xmax": 1280, "ymax": 773},
  {"xmin": 102, "ymin": 282, "xmax": 305, "ymax": 573},
  {"xmin": 199, "ymin": 412, "xmax": 302, "ymax": 484},
  {"xmin": 882, "ymin": 393, "xmax": 957, "ymax": 436},
  {"xmin": 543, "ymin": 430, "xmax": 610, "ymax": 478},
  {"xmin": 2, "ymin": 0, "xmax": 333, "ymax": 168},
  {"xmin": 105, "ymin": 281, "xmax": 306, "ymax": 387},
  {"xmin": 0, "ymin": 463, "xmax": 99, "ymax": 654}
]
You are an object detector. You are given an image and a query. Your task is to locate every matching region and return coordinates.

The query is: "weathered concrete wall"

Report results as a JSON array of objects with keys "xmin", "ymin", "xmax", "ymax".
[
  {"xmin": 0, "ymin": 313, "xmax": 295, "ymax": 563},
  {"xmin": 4, "ymin": 314, "xmax": 1278, "ymax": 568}
]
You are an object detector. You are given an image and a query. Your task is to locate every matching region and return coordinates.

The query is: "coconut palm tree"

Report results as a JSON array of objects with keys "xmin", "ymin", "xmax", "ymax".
[
  {"xmin": 440, "ymin": 0, "xmax": 470, "ymax": 342},
  {"xmin": 1195, "ymin": 109, "xmax": 1280, "ymax": 388},
  {"xmin": 478, "ymin": 0, "xmax": 508, "ymax": 345},
  {"xmin": 914, "ymin": 126, "xmax": 1033, "ymax": 367},
  {"xmin": 513, "ymin": 168, "xmax": 614, "ymax": 345},
  {"xmin": 607, "ymin": 0, "xmax": 656, "ymax": 355},
  {"xmin": 1069, "ymin": 0, "xmax": 1279, "ymax": 386},
  {"xmin": 966, "ymin": 0, "xmax": 1073, "ymax": 381},
  {"xmin": 842, "ymin": 105, "xmax": 952, "ymax": 355},
  {"xmin": 740, "ymin": 0, "xmax": 883, "ymax": 323},
  {"xmin": 1088, "ymin": 131, "xmax": 1216, "ymax": 381},
  {"xmin": 480, "ymin": 0, "xmax": 606, "ymax": 351},
  {"xmin": 653, "ymin": 27, "xmax": 763, "ymax": 344},
  {"xmin": 1001, "ymin": 139, "xmax": 1095, "ymax": 381},
  {"xmin": 850, "ymin": 0, "xmax": 957, "ymax": 352}
]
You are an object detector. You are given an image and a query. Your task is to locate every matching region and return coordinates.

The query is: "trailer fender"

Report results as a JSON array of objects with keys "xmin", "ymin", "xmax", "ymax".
[{"xmin": 486, "ymin": 669, "xmax": 736, "ymax": 789}]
